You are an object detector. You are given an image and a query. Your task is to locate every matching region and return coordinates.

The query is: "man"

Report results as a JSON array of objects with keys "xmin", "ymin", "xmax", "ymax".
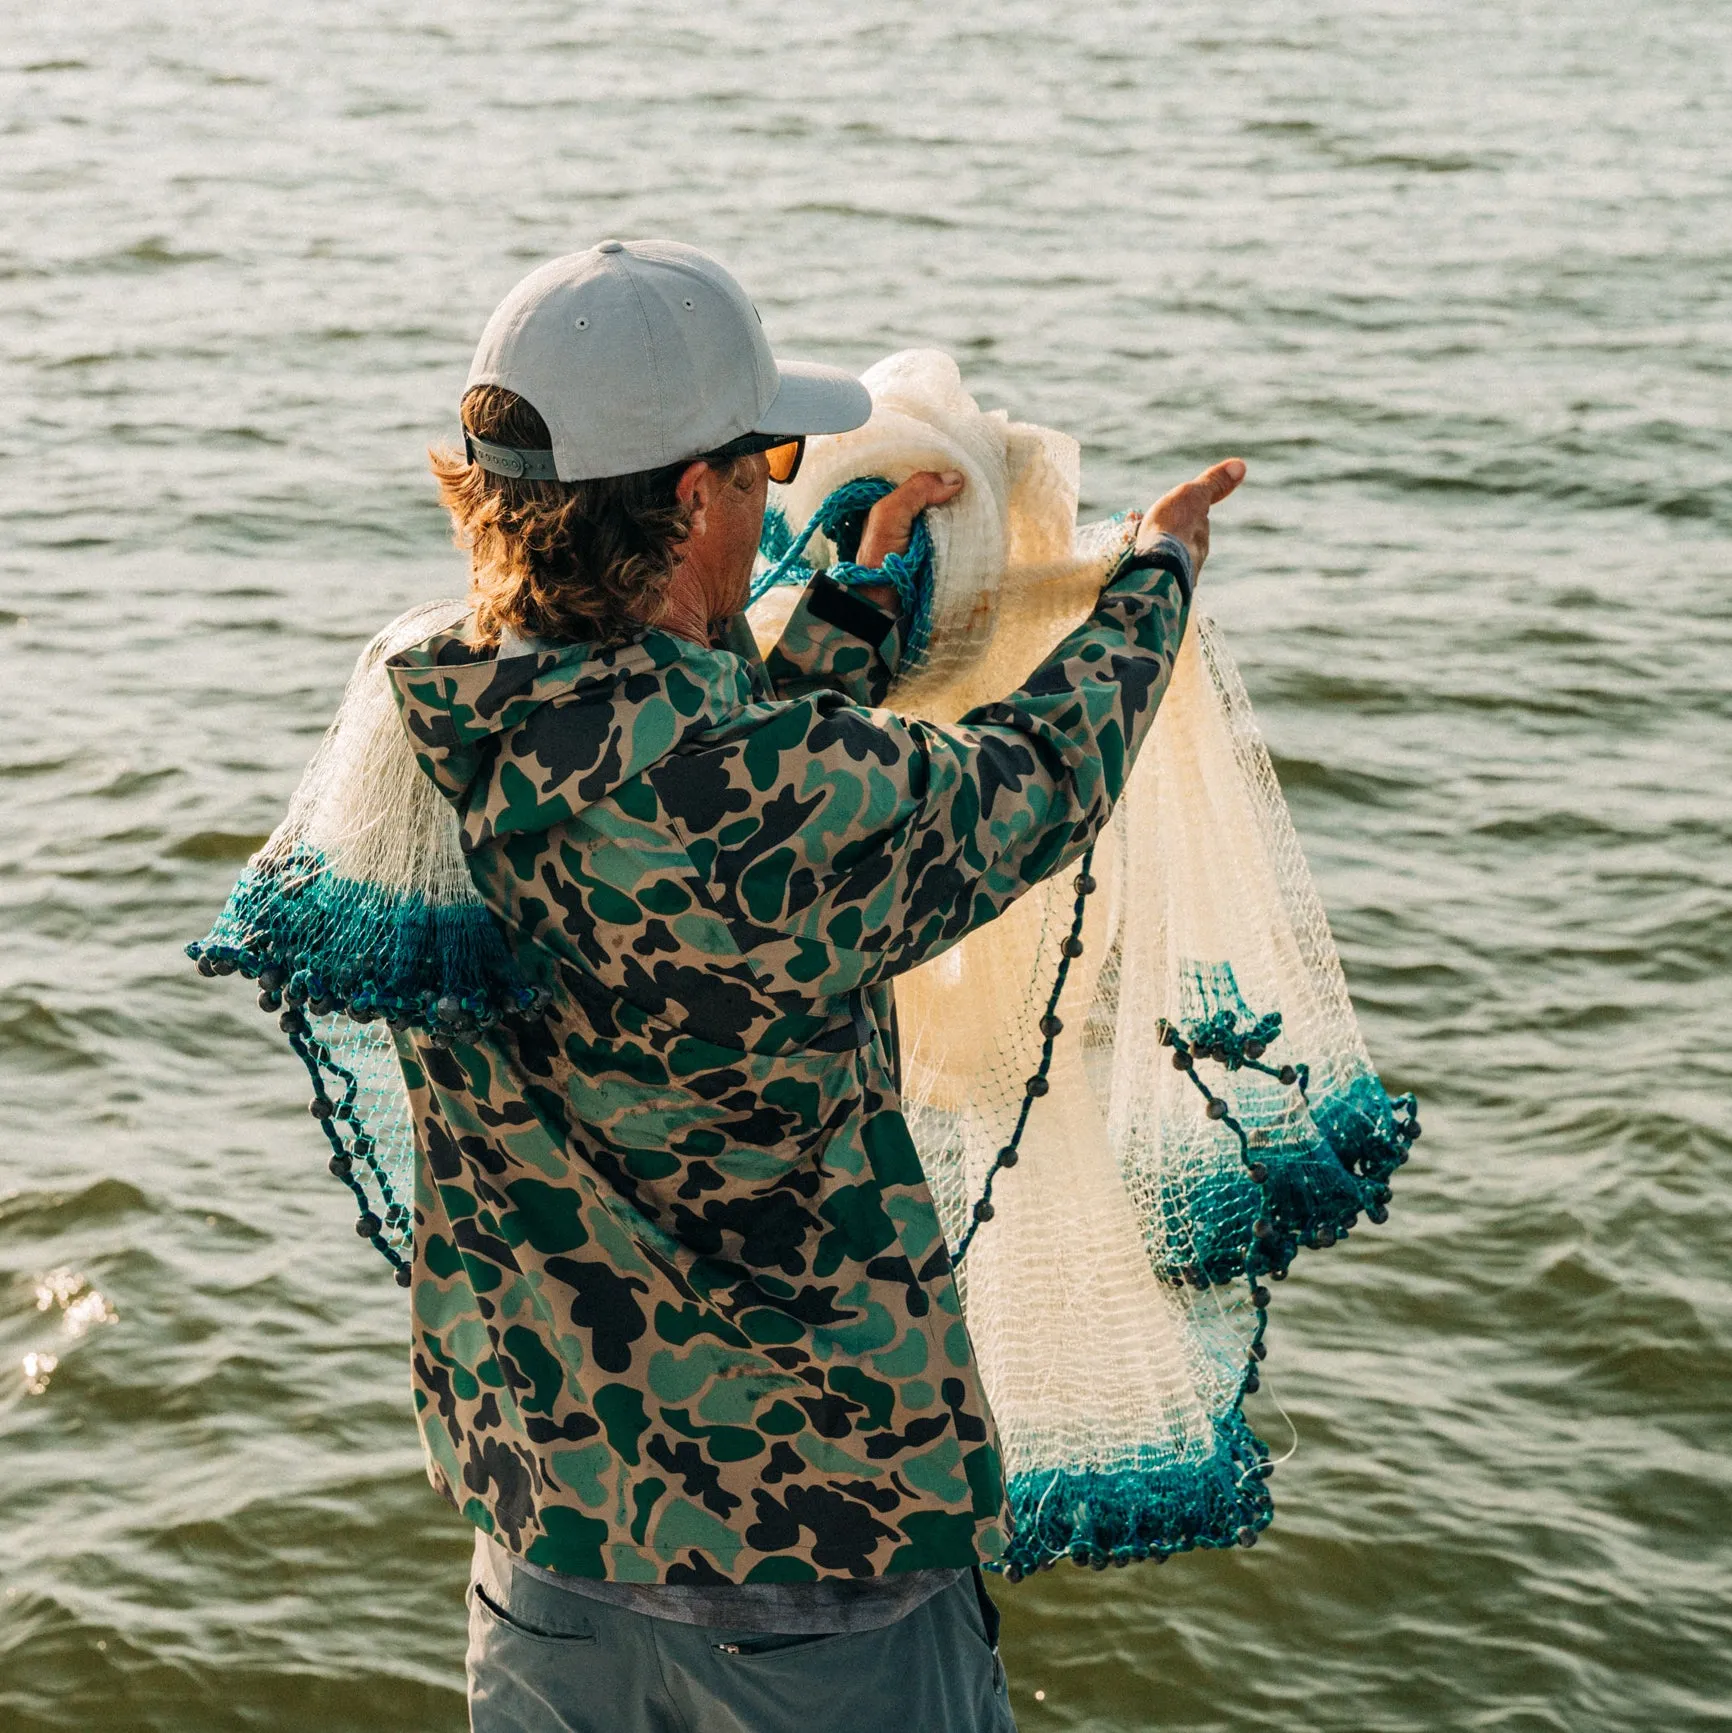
[{"xmin": 393, "ymin": 238, "xmax": 1243, "ymax": 1731}]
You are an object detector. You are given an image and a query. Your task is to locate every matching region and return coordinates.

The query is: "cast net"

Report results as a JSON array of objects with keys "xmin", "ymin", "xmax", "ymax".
[
  {"xmin": 188, "ymin": 599, "xmax": 544, "ymax": 1282},
  {"xmin": 751, "ymin": 350, "xmax": 1417, "ymax": 1577}
]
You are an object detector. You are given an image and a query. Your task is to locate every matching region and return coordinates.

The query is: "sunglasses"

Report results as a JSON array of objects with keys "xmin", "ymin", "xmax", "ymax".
[
  {"xmin": 701, "ymin": 431, "xmax": 806, "ymax": 486},
  {"xmin": 763, "ymin": 438, "xmax": 805, "ymax": 486}
]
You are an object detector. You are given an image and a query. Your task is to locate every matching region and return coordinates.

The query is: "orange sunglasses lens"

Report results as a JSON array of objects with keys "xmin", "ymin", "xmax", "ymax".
[{"xmin": 765, "ymin": 438, "xmax": 805, "ymax": 486}]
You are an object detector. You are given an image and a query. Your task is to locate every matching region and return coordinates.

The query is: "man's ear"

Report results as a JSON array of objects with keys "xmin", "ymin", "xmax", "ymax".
[{"xmin": 675, "ymin": 460, "xmax": 712, "ymax": 540}]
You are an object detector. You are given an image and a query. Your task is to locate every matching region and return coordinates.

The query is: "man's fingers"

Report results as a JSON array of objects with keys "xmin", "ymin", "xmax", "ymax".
[
  {"xmin": 857, "ymin": 470, "xmax": 964, "ymax": 569},
  {"xmin": 1197, "ymin": 458, "xmax": 1247, "ymax": 504},
  {"xmin": 887, "ymin": 469, "xmax": 965, "ymax": 514},
  {"xmin": 1139, "ymin": 458, "xmax": 1247, "ymax": 565},
  {"xmin": 1150, "ymin": 459, "xmax": 1248, "ymax": 522}
]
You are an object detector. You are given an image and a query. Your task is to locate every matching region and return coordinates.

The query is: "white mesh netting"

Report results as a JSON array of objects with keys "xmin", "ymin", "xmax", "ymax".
[
  {"xmin": 753, "ymin": 350, "xmax": 1416, "ymax": 1574},
  {"xmin": 191, "ymin": 598, "xmax": 539, "ymax": 1279}
]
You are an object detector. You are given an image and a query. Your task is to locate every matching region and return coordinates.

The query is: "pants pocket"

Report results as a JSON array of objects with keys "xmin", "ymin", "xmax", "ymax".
[
  {"xmin": 711, "ymin": 1630, "xmax": 851, "ymax": 1657},
  {"xmin": 471, "ymin": 1581, "xmax": 599, "ymax": 1645},
  {"xmin": 970, "ymin": 1568, "xmax": 1003, "ymax": 1652}
]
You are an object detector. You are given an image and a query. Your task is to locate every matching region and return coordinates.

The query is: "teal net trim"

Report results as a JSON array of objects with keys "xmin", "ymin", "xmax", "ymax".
[
  {"xmin": 999, "ymin": 1409, "xmax": 1275, "ymax": 1580},
  {"xmin": 188, "ymin": 850, "xmax": 548, "ymax": 1280},
  {"xmin": 1153, "ymin": 962, "xmax": 1417, "ymax": 1287},
  {"xmin": 969, "ymin": 955, "xmax": 1418, "ymax": 1577},
  {"xmin": 187, "ymin": 846, "xmax": 545, "ymax": 1036},
  {"xmin": 1152, "ymin": 1069, "xmax": 1413, "ymax": 1287},
  {"xmin": 751, "ymin": 478, "xmax": 937, "ymax": 664}
]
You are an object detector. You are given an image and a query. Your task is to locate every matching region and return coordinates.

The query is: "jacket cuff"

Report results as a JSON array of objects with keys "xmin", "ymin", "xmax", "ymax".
[
  {"xmin": 803, "ymin": 573, "xmax": 902, "ymax": 652},
  {"xmin": 1109, "ymin": 533, "xmax": 1194, "ymax": 606},
  {"xmin": 763, "ymin": 574, "xmax": 905, "ymax": 706}
]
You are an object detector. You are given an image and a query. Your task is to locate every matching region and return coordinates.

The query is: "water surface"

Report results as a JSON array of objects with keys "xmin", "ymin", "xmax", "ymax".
[{"xmin": 3, "ymin": 2, "xmax": 1730, "ymax": 1727}]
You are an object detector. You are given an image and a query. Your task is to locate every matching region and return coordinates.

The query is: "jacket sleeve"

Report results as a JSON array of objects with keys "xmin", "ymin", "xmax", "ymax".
[
  {"xmin": 762, "ymin": 575, "xmax": 906, "ymax": 708},
  {"xmin": 648, "ymin": 538, "xmax": 1194, "ymax": 998}
]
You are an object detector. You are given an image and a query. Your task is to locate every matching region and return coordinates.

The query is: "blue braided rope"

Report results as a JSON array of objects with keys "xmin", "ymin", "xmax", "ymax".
[{"xmin": 751, "ymin": 477, "xmax": 938, "ymax": 665}]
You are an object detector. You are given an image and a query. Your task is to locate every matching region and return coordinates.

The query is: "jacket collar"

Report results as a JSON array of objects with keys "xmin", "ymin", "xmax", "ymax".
[{"xmin": 386, "ymin": 620, "xmax": 765, "ymax": 836}]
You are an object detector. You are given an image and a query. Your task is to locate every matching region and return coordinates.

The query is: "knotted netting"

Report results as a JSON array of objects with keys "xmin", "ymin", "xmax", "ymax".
[
  {"xmin": 187, "ymin": 599, "xmax": 546, "ymax": 1282},
  {"xmin": 749, "ymin": 349, "xmax": 1418, "ymax": 1578}
]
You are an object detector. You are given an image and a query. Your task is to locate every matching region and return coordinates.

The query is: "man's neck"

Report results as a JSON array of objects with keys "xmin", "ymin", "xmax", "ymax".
[{"xmin": 654, "ymin": 572, "xmax": 713, "ymax": 645}]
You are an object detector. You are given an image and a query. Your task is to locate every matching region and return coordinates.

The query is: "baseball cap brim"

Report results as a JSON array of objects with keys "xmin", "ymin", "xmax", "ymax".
[{"xmin": 754, "ymin": 360, "xmax": 871, "ymax": 439}]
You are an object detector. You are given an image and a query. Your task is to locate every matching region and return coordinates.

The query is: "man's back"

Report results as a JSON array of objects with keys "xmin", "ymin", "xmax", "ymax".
[{"xmin": 384, "ymin": 537, "xmax": 1192, "ymax": 1584}]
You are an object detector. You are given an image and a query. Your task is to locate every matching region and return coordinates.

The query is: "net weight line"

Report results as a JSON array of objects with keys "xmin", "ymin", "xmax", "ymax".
[
  {"xmin": 951, "ymin": 847, "xmax": 1097, "ymax": 1265},
  {"xmin": 282, "ymin": 1005, "xmax": 414, "ymax": 1285}
]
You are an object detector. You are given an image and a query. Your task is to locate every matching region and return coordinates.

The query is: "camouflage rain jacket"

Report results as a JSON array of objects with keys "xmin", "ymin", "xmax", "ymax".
[{"xmin": 385, "ymin": 543, "xmax": 1193, "ymax": 1584}]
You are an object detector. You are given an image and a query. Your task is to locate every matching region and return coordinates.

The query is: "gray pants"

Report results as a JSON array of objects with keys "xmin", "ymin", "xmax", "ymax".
[{"xmin": 466, "ymin": 1542, "xmax": 1017, "ymax": 1733}]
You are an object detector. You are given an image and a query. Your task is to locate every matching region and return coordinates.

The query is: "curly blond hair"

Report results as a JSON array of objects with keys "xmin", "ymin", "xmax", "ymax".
[{"xmin": 429, "ymin": 385, "xmax": 700, "ymax": 647}]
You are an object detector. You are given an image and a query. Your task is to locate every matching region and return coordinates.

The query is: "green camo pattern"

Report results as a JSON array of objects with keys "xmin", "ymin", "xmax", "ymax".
[{"xmin": 383, "ymin": 556, "xmax": 1190, "ymax": 1583}]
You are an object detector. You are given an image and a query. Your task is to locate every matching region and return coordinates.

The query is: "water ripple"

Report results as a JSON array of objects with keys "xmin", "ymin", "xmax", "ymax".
[{"xmin": 2, "ymin": 0, "xmax": 1729, "ymax": 1727}]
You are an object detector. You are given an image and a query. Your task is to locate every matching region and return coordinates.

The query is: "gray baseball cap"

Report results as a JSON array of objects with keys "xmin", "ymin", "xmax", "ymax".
[{"xmin": 464, "ymin": 239, "xmax": 871, "ymax": 482}]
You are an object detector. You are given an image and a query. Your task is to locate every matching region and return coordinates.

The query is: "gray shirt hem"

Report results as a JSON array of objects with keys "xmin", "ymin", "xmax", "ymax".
[{"xmin": 487, "ymin": 1535, "xmax": 966, "ymax": 1635}]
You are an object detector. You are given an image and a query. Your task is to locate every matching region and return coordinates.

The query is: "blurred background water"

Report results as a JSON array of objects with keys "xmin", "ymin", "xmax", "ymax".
[{"xmin": 3, "ymin": 1, "xmax": 1730, "ymax": 1727}]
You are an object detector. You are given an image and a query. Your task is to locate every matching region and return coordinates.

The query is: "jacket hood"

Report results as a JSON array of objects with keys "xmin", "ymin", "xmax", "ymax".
[{"xmin": 387, "ymin": 624, "xmax": 760, "ymax": 847}]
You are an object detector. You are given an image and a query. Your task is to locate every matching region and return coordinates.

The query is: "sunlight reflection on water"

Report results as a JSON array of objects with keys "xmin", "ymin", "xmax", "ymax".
[{"xmin": 2, "ymin": 0, "xmax": 1729, "ymax": 1728}]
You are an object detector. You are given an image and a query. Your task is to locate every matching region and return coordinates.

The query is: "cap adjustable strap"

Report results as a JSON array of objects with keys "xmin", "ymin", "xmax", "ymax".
[{"xmin": 464, "ymin": 432, "xmax": 561, "ymax": 482}]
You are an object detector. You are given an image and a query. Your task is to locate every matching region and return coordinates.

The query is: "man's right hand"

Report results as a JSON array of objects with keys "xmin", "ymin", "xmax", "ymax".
[
  {"xmin": 850, "ymin": 469, "xmax": 966, "ymax": 614},
  {"xmin": 1137, "ymin": 458, "xmax": 1247, "ymax": 576}
]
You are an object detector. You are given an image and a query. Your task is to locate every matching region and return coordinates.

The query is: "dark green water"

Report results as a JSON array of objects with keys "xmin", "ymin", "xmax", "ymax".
[{"xmin": 3, "ymin": 2, "xmax": 1730, "ymax": 1728}]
